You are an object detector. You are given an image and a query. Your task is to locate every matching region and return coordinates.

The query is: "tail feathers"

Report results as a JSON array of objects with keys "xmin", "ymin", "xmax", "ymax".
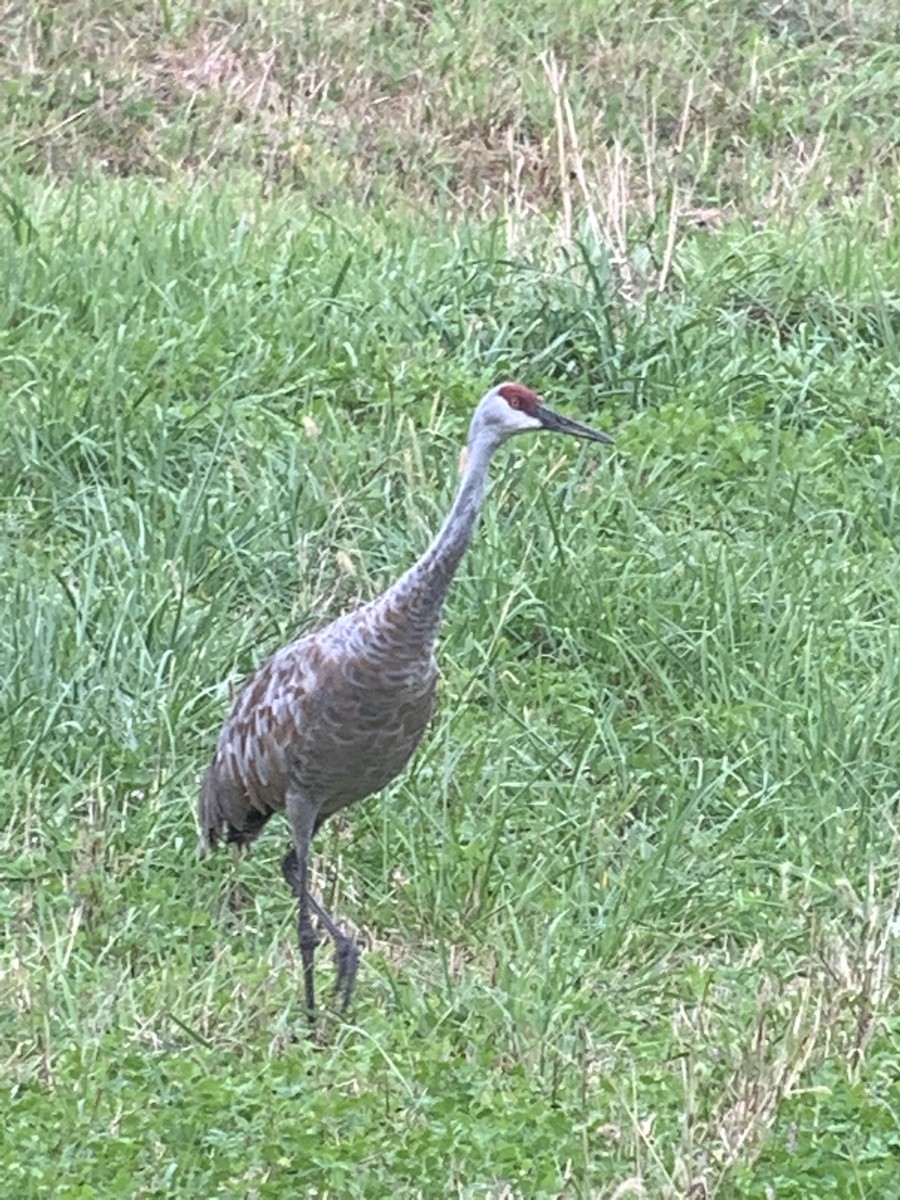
[{"xmin": 198, "ymin": 762, "xmax": 273, "ymax": 853}]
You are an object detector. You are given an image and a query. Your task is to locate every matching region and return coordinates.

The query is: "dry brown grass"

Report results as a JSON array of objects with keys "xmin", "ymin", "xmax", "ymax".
[
  {"xmin": 3, "ymin": 0, "xmax": 898, "ymax": 231},
  {"xmin": 605, "ymin": 857, "xmax": 900, "ymax": 1198}
]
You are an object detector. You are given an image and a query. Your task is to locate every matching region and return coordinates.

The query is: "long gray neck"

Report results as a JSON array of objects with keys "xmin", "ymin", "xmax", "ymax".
[{"xmin": 376, "ymin": 429, "xmax": 501, "ymax": 645}]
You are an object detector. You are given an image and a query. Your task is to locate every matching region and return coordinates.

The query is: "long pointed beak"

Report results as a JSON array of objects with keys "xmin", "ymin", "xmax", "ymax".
[{"xmin": 536, "ymin": 405, "xmax": 613, "ymax": 444}]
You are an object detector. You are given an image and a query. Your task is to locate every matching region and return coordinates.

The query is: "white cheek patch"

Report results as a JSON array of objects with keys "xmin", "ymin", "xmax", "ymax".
[{"xmin": 517, "ymin": 411, "xmax": 542, "ymax": 432}]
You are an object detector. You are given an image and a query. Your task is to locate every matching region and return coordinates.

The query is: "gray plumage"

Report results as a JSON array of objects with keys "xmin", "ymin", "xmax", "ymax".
[{"xmin": 199, "ymin": 381, "xmax": 612, "ymax": 1012}]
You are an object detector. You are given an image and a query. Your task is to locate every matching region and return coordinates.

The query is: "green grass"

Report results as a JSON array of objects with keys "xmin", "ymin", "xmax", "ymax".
[{"xmin": 3, "ymin": 3, "xmax": 900, "ymax": 1197}]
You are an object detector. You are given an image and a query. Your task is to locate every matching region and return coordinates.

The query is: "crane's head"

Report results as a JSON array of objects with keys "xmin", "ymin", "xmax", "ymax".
[{"xmin": 474, "ymin": 381, "xmax": 613, "ymax": 448}]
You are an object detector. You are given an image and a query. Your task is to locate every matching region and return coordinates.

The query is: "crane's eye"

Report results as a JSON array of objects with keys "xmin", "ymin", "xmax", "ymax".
[{"xmin": 507, "ymin": 394, "xmax": 522, "ymax": 410}]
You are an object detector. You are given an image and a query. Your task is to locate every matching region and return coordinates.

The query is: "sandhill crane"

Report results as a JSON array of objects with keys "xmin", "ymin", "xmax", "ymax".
[{"xmin": 199, "ymin": 382, "xmax": 612, "ymax": 1012}]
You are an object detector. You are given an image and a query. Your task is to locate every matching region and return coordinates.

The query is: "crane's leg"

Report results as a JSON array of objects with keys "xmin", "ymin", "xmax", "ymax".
[
  {"xmin": 308, "ymin": 891, "xmax": 360, "ymax": 1012},
  {"xmin": 283, "ymin": 794, "xmax": 360, "ymax": 1013},
  {"xmin": 281, "ymin": 849, "xmax": 360, "ymax": 1013},
  {"xmin": 282, "ymin": 794, "xmax": 320, "ymax": 1014}
]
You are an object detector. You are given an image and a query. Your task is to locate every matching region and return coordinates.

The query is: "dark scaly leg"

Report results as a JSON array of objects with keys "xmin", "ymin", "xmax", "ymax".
[
  {"xmin": 283, "ymin": 790, "xmax": 322, "ymax": 1014},
  {"xmin": 282, "ymin": 849, "xmax": 360, "ymax": 1013},
  {"xmin": 308, "ymin": 892, "xmax": 360, "ymax": 1012},
  {"xmin": 281, "ymin": 845, "xmax": 319, "ymax": 1014},
  {"xmin": 283, "ymin": 791, "xmax": 360, "ymax": 1014}
]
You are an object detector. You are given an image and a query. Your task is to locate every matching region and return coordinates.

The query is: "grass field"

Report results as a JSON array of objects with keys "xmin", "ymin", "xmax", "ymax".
[{"xmin": 3, "ymin": 2, "xmax": 900, "ymax": 1196}]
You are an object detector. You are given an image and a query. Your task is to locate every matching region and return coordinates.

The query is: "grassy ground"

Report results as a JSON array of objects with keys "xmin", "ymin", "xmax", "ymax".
[{"xmin": 3, "ymin": 2, "xmax": 900, "ymax": 1196}]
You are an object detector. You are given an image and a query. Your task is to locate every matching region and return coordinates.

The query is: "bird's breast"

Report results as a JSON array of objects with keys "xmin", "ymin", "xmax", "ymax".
[
  {"xmin": 217, "ymin": 623, "xmax": 439, "ymax": 816},
  {"xmin": 308, "ymin": 646, "xmax": 439, "ymax": 811}
]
